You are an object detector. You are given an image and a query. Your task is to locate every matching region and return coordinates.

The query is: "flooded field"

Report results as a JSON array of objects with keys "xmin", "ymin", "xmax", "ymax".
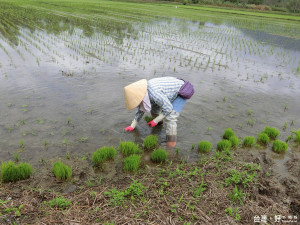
[{"xmin": 0, "ymin": 0, "xmax": 300, "ymax": 169}]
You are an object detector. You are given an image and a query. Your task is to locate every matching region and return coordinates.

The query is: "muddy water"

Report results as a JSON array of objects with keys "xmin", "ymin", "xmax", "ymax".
[{"xmin": 0, "ymin": 6, "xmax": 300, "ymax": 177}]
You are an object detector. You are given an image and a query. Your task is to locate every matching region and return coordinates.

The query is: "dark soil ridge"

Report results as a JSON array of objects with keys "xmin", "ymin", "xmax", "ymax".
[{"xmin": 0, "ymin": 146, "xmax": 299, "ymax": 225}]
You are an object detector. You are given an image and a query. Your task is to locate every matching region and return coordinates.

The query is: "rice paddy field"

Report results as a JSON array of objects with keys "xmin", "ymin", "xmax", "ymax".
[{"xmin": 0, "ymin": 0, "xmax": 300, "ymax": 223}]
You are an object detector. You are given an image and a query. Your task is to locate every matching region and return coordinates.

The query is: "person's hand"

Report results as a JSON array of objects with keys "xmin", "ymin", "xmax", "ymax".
[
  {"xmin": 147, "ymin": 120, "xmax": 157, "ymax": 127},
  {"xmin": 124, "ymin": 126, "xmax": 134, "ymax": 131}
]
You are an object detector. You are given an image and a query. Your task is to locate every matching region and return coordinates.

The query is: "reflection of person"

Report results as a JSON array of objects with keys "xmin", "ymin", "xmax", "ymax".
[{"xmin": 124, "ymin": 77, "xmax": 194, "ymax": 148}]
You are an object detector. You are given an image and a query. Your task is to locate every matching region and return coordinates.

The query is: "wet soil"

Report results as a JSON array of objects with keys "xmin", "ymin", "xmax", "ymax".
[{"xmin": 0, "ymin": 143, "xmax": 299, "ymax": 224}]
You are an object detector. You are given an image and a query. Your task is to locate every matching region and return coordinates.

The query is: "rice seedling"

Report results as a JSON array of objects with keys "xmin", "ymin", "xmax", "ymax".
[
  {"xmin": 263, "ymin": 126, "xmax": 280, "ymax": 139},
  {"xmin": 223, "ymin": 128, "xmax": 235, "ymax": 139},
  {"xmin": 52, "ymin": 162, "xmax": 72, "ymax": 181},
  {"xmin": 144, "ymin": 115, "xmax": 153, "ymax": 123},
  {"xmin": 123, "ymin": 154, "xmax": 141, "ymax": 172},
  {"xmin": 257, "ymin": 133, "xmax": 270, "ymax": 146},
  {"xmin": 282, "ymin": 122, "xmax": 288, "ymax": 131},
  {"xmin": 143, "ymin": 135, "xmax": 158, "ymax": 150},
  {"xmin": 247, "ymin": 110, "xmax": 253, "ymax": 116},
  {"xmin": 242, "ymin": 136, "xmax": 256, "ymax": 147},
  {"xmin": 272, "ymin": 140, "xmax": 288, "ymax": 153},
  {"xmin": 151, "ymin": 148, "xmax": 168, "ymax": 163},
  {"xmin": 20, "ymin": 139, "xmax": 24, "ymax": 148},
  {"xmin": 291, "ymin": 120, "xmax": 294, "ymax": 126},
  {"xmin": 294, "ymin": 130, "xmax": 300, "ymax": 144},
  {"xmin": 78, "ymin": 137, "xmax": 88, "ymax": 143},
  {"xmin": 191, "ymin": 144, "xmax": 196, "ymax": 150},
  {"xmin": 36, "ymin": 118, "xmax": 44, "ymax": 124},
  {"xmin": 92, "ymin": 146, "xmax": 117, "ymax": 165},
  {"xmin": 217, "ymin": 140, "xmax": 232, "ymax": 151},
  {"xmin": 198, "ymin": 141, "xmax": 212, "ymax": 153},
  {"xmin": 247, "ymin": 119, "xmax": 255, "ymax": 126},
  {"xmin": 62, "ymin": 138, "xmax": 68, "ymax": 145},
  {"xmin": 1, "ymin": 161, "xmax": 32, "ymax": 182},
  {"xmin": 119, "ymin": 141, "xmax": 141, "ymax": 156},
  {"xmin": 13, "ymin": 153, "xmax": 19, "ymax": 163},
  {"xmin": 66, "ymin": 151, "xmax": 71, "ymax": 159},
  {"xmin": 229, "ymin": 136, "xmax": 239, "ymax": 148}
]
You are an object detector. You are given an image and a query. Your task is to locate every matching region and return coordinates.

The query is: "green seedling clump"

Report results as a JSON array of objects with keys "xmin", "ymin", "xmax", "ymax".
[
  {"xmin": 0, "ymin": 161, "xmax": 32, "ymax": 182},
  {"xmin": 223, "ymin": 128, "xmax": 235, "ymax": 140},
  {"xmin": 151, "ymin": 148, "xmax": 167, "ymax": 162},
  {"xmin": 217, "ymin": 140, "xmax": 232, "ymax": 151},
  {"xmin": 257, "ymin": 133, "xmax": 270, "ymax": 145},
  {"xmin": 143, "ymin": 135, "xmax": 158, "ymax": 150},
  {"xmin": 92, "ymin": 146, "xmax": 116, "ymax": 165},
  {"xmin": 229, "ymin": 136, "xmax": 239, "ymax": 148},
  {"xmin": 144, "ymin": 115, "xmax": 153, "ymax": 123},
  {"xmin": 198, "ymin": 141, "xmax": 212, "ymax": 153},
  {"xmin": 119, "ymin": 141, "xmax": 141, "ymax": 156},
  {"xmin": 242, "ymin": 136, "xmax": 256, "ymax": 147},
  {"xmin": 52, "ymin": 162, "xmax": 72, "ymax": 181},
  {"xmin": 123, "ymin": 155, "xmax": 141, "ymax": 172},
  {"xmin": 272, "ymin": 140, "xmax": 288, "ymax": 153},
  {"xmin": 263, "ymin": 126, "xmax": 280, "ymax": 139},
  {"xmin": 295, "ymin": 130, "xmax": 300, "ymax": 144}
]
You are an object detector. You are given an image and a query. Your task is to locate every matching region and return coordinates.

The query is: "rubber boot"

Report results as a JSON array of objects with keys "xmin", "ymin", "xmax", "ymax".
[{"xmin": 166, "ymin": 135, "xmax": 177, "ymax": 148}]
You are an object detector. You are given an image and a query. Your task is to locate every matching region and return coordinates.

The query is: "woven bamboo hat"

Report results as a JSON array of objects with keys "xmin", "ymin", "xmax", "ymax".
[{"xmin": 124, "ymin": 79, "xmax": 147, "ymax": 110}]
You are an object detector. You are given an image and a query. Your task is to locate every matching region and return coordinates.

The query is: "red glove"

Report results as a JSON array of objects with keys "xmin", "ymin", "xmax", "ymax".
[
  {"xmin": 147, "ymin": 120, "xmax": 157, "ymax": 127},
  {"xmin": 124, "ymin": 126, "xmax": 134, "ymax": 131}
]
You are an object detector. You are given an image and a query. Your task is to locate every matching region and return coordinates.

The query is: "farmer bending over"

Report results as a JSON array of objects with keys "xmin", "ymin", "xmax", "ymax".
[{"xmin": 124, "ymin": 77, "xmax": 194, "ymax": 147}]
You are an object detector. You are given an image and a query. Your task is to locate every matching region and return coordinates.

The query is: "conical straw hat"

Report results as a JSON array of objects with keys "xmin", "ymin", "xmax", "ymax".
[{"xmin": 124, "ymin": 79, "xmax": 147, "ymax": 110}]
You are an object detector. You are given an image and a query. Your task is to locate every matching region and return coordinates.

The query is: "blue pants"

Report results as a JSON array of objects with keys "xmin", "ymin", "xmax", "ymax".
[{"xmin": 172, "ymin": 96, "xmax": 187, "ymax": 113}]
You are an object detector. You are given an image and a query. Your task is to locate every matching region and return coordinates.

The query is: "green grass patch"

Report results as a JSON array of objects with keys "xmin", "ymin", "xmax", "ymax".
[
  {"xmin": 229, "ymin": 136, "xmax": 239, "ymax": 148},
  {"xmin": 217, "ymin": 140, "xmax": 232, "ymax": 151},
  {"xmin": 198, "ymin": 141, "xmax": 212, "ymax": 153},
  {"xmin": 225, "ymin": 169, "xmax": 256, "ymax": 188},
  {"xmin": 123, "ymin": 155, "xmax": 141, "ymax": 172},
  {"xmin": 92, "ymin": 146, "xmax": 116, "ymax": 165},
  {"xmin": 119, "ymin": 141, "xmax": 141, "ymax": 156},
  {"xmin": 44, "ymin": 196, "xmax": 72, "ymax": 209},
  {"xmin": 257, "ymin": 133, "xmax": 270, "ymax": 145},
  {"xmin": 263, "ymin": 126, "xmax": 280, "ymax": 139},
  {"xmin": 0, "ymin": 161, "xmax": 32, "ymax": 182},
  {"xmin": 242, "ymin": 136, "xmax": 255, "ymax": 147},
  {"xmin": 193, "ymin": 180, "xmax": 207, "ymax": 197},
  {"xmin": 228, "ymin": 186, "xmax": 246, "ymax": 205},
  {"xmin": 143, "ymin": 135, "xmax": 158, "ymax": 150},
  {"xmin": 272, "ymin": 140, "xmax": 288, "ymax": 153},
  {"xmin": 184, "ymin": 5, "xmax": 300, "ymax": 22},
  {"xmin": 52, "ymin": 161, "xmax": 72, "ymax": 181},
  {"xmin": 223, "ymin": 128, "xmax": 235, "ymax": 140},
  {"xmin": 151, "ymin": 148, "xmax": 168, "ymax": 163}
]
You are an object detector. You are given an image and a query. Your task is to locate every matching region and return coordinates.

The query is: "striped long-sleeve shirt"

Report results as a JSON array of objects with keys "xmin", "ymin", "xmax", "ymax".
[{"xmin": 134, "ymin": 77, "xmax": 184, "ymax": 122}]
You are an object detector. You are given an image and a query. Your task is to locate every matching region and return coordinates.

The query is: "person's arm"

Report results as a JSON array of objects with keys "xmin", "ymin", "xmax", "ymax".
[
  {"xmin": 125, "ymin": 107, "xmax": 144, "ymax": 131},
  {"xmin": 147, "ymin": 90, "xmax": 172, "ymax": 127}
]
